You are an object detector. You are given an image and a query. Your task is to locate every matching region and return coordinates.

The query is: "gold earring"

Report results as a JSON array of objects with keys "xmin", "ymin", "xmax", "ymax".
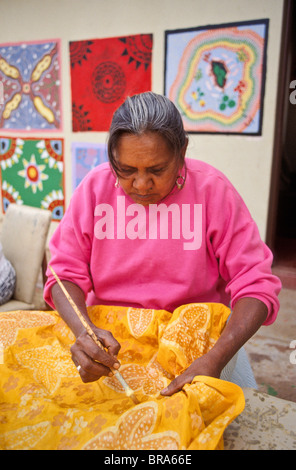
[{"xmin": 175, "ymin": 175, "xmax": 185, "ymax": 190}]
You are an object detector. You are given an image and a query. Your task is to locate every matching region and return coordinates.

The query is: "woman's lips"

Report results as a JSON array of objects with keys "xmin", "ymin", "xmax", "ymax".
[{"xmin": 130, "ymin": 193, "xmax": 156, "ymax": 202}]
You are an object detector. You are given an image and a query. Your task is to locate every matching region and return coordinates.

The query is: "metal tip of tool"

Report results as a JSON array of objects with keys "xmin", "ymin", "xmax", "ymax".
[
  {"xmin": 113, "ymin": 371, "xmax": 139, "ymax": 404},
  {"xmin": 130, "ymin": 393, "xmax": 140, "ymax": 405},
  {"xmin": 125, "ymin": 387, "xmax": 140, "ymax": 404}
]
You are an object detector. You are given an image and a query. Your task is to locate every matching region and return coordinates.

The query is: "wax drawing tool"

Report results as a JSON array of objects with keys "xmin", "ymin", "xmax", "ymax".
[{"xmin": 49, "ymin": 265, "xmax": 139, "ymax": 405}]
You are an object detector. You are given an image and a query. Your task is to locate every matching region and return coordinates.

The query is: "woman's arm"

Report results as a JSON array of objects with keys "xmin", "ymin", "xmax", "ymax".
[
  {"xmin": 51, "ymin": 281, "xmax": 121, "ymax": 382},
  {"xmin": 160, "ymin": 297, "xmax": 267, "ymax": 396}
]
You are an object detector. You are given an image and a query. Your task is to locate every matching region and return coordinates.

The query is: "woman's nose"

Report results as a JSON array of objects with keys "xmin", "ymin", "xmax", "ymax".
[{"xmin": 132, "ymin": 174, "xmax": 152, "ymax": 192}]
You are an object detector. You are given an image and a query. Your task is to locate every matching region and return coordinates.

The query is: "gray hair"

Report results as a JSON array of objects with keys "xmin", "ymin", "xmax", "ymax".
[{"xmin": 108, "ymin": 92, "xmax": 187, "ymax": 175}]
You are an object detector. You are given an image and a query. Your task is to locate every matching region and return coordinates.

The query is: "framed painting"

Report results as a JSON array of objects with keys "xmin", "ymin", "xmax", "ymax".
[
  {"xmin": 0, "ymin": 39, "xmax": 62, "ymax": 131},
  {"xmin": 164, "ymin": 19, "xmax": 269, "ymax": 135},
  {"xmin": 71, "ymin": 142, "xmax": 108, "ymax": 190},
  {"xmin": 70, "ymin": 34, "xmax": 153, "ymax": 132},
  {"xmin": 0, "ymin": 137, "xmax": 64, "ymax": 221}
]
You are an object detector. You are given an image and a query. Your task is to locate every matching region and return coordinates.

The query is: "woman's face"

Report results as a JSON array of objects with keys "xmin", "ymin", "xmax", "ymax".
[{"xmin": 114, "ymin": 132, "xmax": 187, "ymax": 205}]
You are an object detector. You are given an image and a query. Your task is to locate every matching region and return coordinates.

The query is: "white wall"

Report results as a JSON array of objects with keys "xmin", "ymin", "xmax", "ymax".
[{"xmin": 0, "ymin": 0, "xmax": 284, "ymax": 239}]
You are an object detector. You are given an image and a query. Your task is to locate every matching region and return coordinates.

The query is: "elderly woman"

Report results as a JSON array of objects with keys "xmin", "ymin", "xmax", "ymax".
[{"xmin": 44, "ymin": 92, "xmax": 281, "ymax": 396}]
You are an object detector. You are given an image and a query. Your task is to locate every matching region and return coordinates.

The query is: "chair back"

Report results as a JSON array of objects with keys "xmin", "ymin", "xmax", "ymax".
[{"xmin": 0, "ymin": 204, "xmax": 51, "ymax": 304}]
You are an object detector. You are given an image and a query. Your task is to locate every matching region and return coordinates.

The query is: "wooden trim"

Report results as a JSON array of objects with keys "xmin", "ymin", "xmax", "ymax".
[{"xmin": 266, "ymin": 0, "xmax": 293, "ymax": 250}]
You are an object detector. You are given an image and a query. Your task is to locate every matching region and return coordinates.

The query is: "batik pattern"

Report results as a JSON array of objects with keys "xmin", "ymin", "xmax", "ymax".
[{"xmin": 0, "ymin": 303, "xmax": 244, "ymax": 450}]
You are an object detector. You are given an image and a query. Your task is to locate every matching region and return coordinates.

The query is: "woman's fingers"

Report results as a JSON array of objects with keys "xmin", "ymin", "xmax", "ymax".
[
  {"xmin": 71, "ymin": 328, "xmax": 121, "ymax": 382},
  {"xmin": 77, "ymin": 331, "xmax": 120, "ymax": 368},
  {"xmin": 72, "ymin": 348, "xmax": 112, "ymax": 382},
  {"xmin": 160, "ymin": 374, "xmax": 192, "ymax": 396},
  {"xmin": 94, "ymin": 327, "xmax": 121, "ymax": 359},
  {"xmin": 160, "ymin": 355, "xmax": 222, "ymax": 396}
]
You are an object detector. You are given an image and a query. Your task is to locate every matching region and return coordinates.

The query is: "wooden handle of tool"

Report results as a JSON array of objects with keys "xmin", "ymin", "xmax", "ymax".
[
  {"xmin": 49, "ymin": 265, "xmax": 139, "ymax": 404},
  {"xmin": 49, "ymin": 265, "xmax": 117, "ymax": 370}
]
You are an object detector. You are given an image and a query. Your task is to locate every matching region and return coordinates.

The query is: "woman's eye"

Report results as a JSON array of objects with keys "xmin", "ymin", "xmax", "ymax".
[
  {"xmin": 120, "ymin": 168, "xmax": 135, "ymax": 176},
  {"xmin": 151, "ymin": 168, "xmax": 165, "ymax": 175}
]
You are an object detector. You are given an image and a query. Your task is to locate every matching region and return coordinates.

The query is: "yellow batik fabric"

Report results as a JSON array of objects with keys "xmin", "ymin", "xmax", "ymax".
[{"xmin": 0, "ymin": 303, "xmax": 245, "ymax": 450}]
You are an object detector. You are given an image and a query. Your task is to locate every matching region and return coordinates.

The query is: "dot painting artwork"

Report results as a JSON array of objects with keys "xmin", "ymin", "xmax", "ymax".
[
  {"xmin": 69, "ymin": 34, "xmax": 153, "ymax": 131},
  {"xmin": 164, "ymin": 19, "xmax": 269, "ymax": 135},
  {"xmin": 0, "ymin": 137, "xmax": 64, "ymax": 221},
  {"xmin": 71, "ymin": 142, "xmax": 108, "ymax": 190},
  {"xmin": 0, "ymin": 40, "xmax": 62, "ymax": 131}
]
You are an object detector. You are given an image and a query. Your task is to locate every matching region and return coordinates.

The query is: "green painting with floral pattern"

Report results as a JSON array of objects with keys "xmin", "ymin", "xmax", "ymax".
[{"xmin": 0, "ymin": 137, "xmax": 64, "ymax": 221}]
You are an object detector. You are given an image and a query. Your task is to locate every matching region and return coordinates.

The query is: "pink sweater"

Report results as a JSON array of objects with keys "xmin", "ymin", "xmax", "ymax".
[{"xmin": 44, "ymin": 158, "xmax": 281, "ymax": 325}]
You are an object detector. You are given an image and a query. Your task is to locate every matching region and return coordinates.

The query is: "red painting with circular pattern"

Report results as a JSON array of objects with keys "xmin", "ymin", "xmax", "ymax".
[{"xmin": 69, "ymin": 34, "xmax": 153, "ymax": 132}]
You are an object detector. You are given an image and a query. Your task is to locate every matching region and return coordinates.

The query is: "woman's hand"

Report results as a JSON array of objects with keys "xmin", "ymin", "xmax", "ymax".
[
  {"xmin": 160, "ymin": 298, "xmax": 268, "ymax": 396},
  {"xmin": 160, "ymin": 353, "xmax": 221, "ymax": 396},
  {"xmin": 70, "ymin": 326, "xmax": 121, "ymax": 383},
  {"xmin": 51, "ymin": 280, "xmax": 121, "ymax": 383}
]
